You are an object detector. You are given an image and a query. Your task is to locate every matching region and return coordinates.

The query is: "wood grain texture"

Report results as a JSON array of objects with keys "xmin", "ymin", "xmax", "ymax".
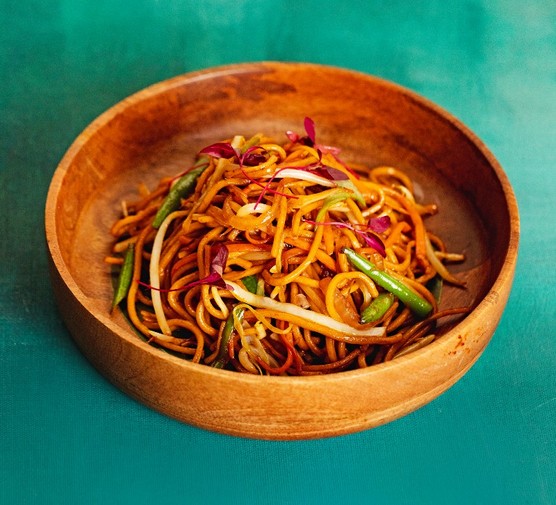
[{"xmin": 45, "ymin": 62, "xmax": 519, "ymax": 439}]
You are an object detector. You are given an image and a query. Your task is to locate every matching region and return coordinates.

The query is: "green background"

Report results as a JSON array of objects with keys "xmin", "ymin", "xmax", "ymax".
[{"xmin": 2, "ymin": 1, "xmax": 555, "ymax": 503}]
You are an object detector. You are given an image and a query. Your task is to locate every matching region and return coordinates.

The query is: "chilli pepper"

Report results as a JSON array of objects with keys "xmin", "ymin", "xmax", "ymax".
[
  {"xmin": 360, "ymin": 292, "xmax": 395, "ymax": 324},
  {"xmin": 152, "ymin": 157, "xmax": 208, "ymax": 229},
  {"xmin": 343, "ymin": 247, "xmax": 432, "ymax": 318},
  {"xmin": 112, "ymin": 243, "xmax": 135, "ymax": 311}
]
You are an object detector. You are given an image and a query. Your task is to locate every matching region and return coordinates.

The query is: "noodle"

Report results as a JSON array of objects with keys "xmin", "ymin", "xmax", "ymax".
[{"xmin": 106, "ymin": 118, "xmax": 469, "ymax": 375}]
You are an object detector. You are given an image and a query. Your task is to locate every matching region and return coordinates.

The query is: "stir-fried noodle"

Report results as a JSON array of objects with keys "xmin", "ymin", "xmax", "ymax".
[{"xmin": 106, "ymin": 118, "xmax": 468, "ymax": 375}]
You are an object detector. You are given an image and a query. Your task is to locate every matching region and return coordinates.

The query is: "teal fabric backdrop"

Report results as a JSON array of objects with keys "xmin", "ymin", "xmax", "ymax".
[{"xmin": 2, "ymin": 1, "xmax": 555, "ymax": 503}]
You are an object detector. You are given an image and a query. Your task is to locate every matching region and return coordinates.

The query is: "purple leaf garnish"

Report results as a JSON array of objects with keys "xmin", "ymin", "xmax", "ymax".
[
  {"xmin": 200, "ymin": 142, "xmax": 268, "ymax": 168},
  {"xmin": 199, "ymin": 142, "xmax": 238, "ymax": 160},
  {"xmin": 177, "ymin": 271, "xmax": 227, "ymax": 290},
  {"xmin": 286, "ymin": 117, "xmax": 316, "ymax": 147},
  {"xmin": 311, "ymin": 165, "xmax": 349, "ymax": 181},
  {"xmin": 209, "ymin": 244, "xmax": 228, "ymax": 279},
  {"xmin": 284, "ymin": 118, "xmax": 361, "ymax": 181},
  {"xmin": 139, "ymin": 244, "xmax": 230, "ymax": 292},
  {"xmin": 241, "ymin": 146, "xmax": 268, "ymax": 166},
  {"xmin": 358, "ymin": 233, "xmax": 387, "ymax": 257},
  {"xmin": 368, "ymin": 216, "xmax": 391, "ymax": 234},
  {"xmin": 304, "ymin": 116, "xmax": 316, "ymax": 145},
  {"xmin": 285, "ymin": 130, "xmax": 300, "ymax": 143}
]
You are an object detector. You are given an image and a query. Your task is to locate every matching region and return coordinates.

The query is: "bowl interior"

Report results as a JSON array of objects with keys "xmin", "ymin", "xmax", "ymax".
[
  {"xmin": 46, "ymin": 62, "xmax": 518, "ymax": 438},
  {"xmin": 56, "ymin": 63, "xmax": 508, "ymax": 328}
]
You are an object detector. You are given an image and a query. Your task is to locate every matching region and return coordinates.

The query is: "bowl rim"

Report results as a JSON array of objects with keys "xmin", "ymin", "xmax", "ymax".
[{"xmin": 45, "ymin": 61, "xmax": 520, "ymax": 386}]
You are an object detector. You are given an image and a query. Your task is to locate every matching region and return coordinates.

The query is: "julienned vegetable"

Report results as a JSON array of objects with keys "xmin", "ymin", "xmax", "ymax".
[
  {"xmin": 106, "ymin": 118, "xmax": 468, "ymax": 375},
  {"xmin": 342, "ymin": 248, "xmax": 433, "ymax": 318}
]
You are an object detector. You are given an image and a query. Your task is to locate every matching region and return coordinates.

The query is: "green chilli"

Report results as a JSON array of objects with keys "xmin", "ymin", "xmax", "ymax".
[
  {"xmin": 112, "ymin": 243, "xmax": 135, "ymax": 311},
  {"xmin": 360, "ymin": 292, "xmax": 395, "ymax": 324},
  {"xmin": 152, "ymin": 158, "xmax": 208, "ymax": 229},
  {"xmin": 212, "ymin": 307, "xmax": 244, "ymax": 369},
  {"xmin": 343, "ymin": 247, "xmax": 433, "ymax": 319}
]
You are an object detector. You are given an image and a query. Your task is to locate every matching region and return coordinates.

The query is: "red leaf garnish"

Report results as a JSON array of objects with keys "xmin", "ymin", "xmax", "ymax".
[
  {"xmin": 304, "ymin": 116, "xmax": 316, "ymax": 144},
  {"xmin": 139, "ymin": 244, "xmax": 230, "ymax": 292},
  {"xmin": 199, "ymin": 142, "xmax": 239, "ymax": 160},
  {"xmin": 286, "ymin": 117, "xmax": 316, "ymax": 147},
  {"xmin": 200, "ymin": 142, "xmax": 268, "ymax": 168},
  {"xmin": 210, "ymin": 244, "xmax": 228, "ymax": 279},
  {"xmin": 284, "ymin": 118, "xmax": 360, "ymax": 179},
  {"xmin": 285, "ymin": 130, "xmax": 300, "ymax": 143},
  {"xmin": 368, "ymin": 216, "xmax": 391, "ymax": 233},
  {"xmin": 241, "ymin": 146, "xmax": 268, "ymax": 166},
  {"xmin": 358, "ymin": 233, "xmax": 387, "ymax": 257},
  {"xmin": 311, "ymin": 165, "xmax": 349, "ymax": 181},
  {"xmin": 175, "ymin": 271, "xmax": 227, "ymax": 291}
]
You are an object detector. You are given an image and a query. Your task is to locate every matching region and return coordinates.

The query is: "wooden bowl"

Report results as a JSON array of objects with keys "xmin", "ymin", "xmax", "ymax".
[{"xmin": 45, "ymin": 62, "xmax": 519, "ymax": 440}]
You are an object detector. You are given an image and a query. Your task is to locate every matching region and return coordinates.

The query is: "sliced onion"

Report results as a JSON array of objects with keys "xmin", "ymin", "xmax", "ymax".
[
  {"xmin": 424, "ymin": 234, "xmax": 466, "ymax": 286},
  {"xmin": 268, "ymin": 169, "xmax": 336, "ymax": 187},
  {"xmin": 149, "ymin": 212, "xmax": 177, "ymax": 335},
  {"xmin": 236, "ymin": 203, "xmax": 272, "ymax": 216},
  {"xmin": 226, "ymin": 281, "xmax": 387, "ymax": 343}
]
